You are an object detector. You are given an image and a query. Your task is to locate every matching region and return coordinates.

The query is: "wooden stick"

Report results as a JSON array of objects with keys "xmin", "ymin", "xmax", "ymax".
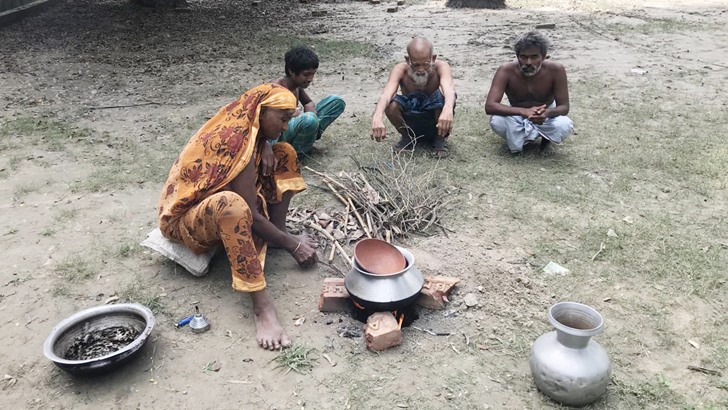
[
  {"xmin": 687, "ymin": 365, "xmax": 722, "ymax": 376},
  {"xmin": 86, "ymin": 101, "xmax": 162, "ymax": 110},
  {"xmin": 347, "ymin": 196, "xmax": 371, "ymax": 238},
  {"xmin": 343, "ymin": 202, "xmax": 350, "ymax": 237},
  {"xmin": 324, "ymin": 181, "xmax": 349, "ymax": 207},
  {"xmin": 306, "ymin": 222, "xmax": 350, "ymax": 260},
  {"xmin": 591, "ymin": 241, "xmax": 606, "ymax": 262},
  {"xmin": 304, "ymin": 166, "xmax": 348, "ymax": 191},
  {"xmin": 366, "ymin": 213, "xmax": 375, "ymax": 238},
  {"xmin": 328, "ymin": 239, "xmax": 336, "ymax": 262}
]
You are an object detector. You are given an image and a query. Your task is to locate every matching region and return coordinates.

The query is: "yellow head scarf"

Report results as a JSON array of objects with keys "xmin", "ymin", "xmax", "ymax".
[{"xmin": 158, "ymin": 83, "xmax": 296, "ymax": 222}]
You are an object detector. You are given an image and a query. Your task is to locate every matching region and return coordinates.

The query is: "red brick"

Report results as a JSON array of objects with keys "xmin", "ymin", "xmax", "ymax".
[
  {"xmin": 416, "ymin": 275, "xmax": 460, "ymax": 310},
  {"xmin": 318, "ymin": 278, "xmax": 352, "ymax": 312},
  {"xmin": 417, "ymin": 287, "xmax": 447, "ymax": 310},
  {"xmin": 364, "ymin": 312, "xmax": 402, "ymax": 351}
]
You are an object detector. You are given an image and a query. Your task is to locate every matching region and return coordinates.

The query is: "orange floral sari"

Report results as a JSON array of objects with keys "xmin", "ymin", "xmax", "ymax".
[{"xmin": 157, "ymin": 83, "xmax": 306, "ymax": 292}]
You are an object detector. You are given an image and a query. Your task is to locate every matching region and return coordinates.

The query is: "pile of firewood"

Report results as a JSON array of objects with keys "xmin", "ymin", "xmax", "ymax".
[
  {"xmin": 287, "ymin": 152, "xmax": 454, "ymax": 270},
  {"xmin": 285, "ymin": 208, "xmax": 365, "ymax": 266}
]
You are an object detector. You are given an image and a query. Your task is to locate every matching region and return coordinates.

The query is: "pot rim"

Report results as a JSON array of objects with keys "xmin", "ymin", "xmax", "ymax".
[
  {"xmin": 350, "ymin": 245, "xmax": 414, "ymax": 277},
  {"xmin": 548, "ymin": 301, "xmax": 604, "ymax": 337},
  {"xmin": 43, "ymin": 303, "xmax": 155, "ymax": 365}
]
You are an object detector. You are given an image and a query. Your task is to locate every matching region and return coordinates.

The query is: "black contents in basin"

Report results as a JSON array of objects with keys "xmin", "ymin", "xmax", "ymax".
[{"xmin": 64, "ymin": 326, "xmax": 140, "ymax": 360}]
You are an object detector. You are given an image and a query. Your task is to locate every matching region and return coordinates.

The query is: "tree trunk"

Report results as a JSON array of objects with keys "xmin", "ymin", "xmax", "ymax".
[
  {"xmin": 446, "ymin": 0, "xmax": 506, "ymax": 9},
  {"xmin": 134, "ymin": 0, "xmax": 188, "ymax": 7}
]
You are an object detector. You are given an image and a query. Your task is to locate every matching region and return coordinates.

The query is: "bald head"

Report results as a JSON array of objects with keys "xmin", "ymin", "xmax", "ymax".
[{"xmin": 407, "ymin": 37, "xmax": 434, "ymax": 60}]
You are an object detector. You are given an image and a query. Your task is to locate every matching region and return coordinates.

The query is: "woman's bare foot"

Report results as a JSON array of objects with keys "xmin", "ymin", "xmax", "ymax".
[{"xmin": 250, "ymin": 289, "xmax": 291, "ymax": 350}]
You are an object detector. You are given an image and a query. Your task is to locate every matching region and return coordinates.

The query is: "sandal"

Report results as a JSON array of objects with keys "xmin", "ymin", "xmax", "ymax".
[
  {"xmin": 393, "ymin": 136, "xmax": 415, "ymax": 153},
  {"xmin": 431, "ymin": 139, "xmax": 449, "ymax": 159}
]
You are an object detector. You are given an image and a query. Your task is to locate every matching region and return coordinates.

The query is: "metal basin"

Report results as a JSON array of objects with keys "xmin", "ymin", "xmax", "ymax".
[
  {"xmin": 344, "ymin": 246, "xmax": 424, "ymax": 311},
  {"xmin": 43, "ymin": 303, "xmax": 155, "ymax": 376}
]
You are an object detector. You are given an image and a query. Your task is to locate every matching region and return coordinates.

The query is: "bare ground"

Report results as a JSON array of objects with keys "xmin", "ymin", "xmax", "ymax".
[{"xmin": 1, "ymin": 0, "xmax": 727, "ymax": 409}]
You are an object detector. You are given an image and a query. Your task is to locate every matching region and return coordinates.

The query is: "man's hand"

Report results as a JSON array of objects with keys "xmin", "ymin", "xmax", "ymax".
[
  {"xmin": 261, "ymin": 143, "xmax": 277, "ymax": 177},
  {"xmin": 528, "ymin": 109, "xmax": 549, "ymax": 125},
  {"xmin": 436, "ymin": 108, "xmax": 454, "ymax": 138},
  {"xmin": 521, "ymin": 105, "xmax": 547, "ymax": 119},
  {"xmin": 303, "ymin": 102, "xmax": 317, "ymax": 114},
  {"xmin": 291, "ymin": 241, "xmax": 318, "ymax": 268},
  {"xmin": 371, "ymin": 116, "xmax": 387, "ymax": 142}
]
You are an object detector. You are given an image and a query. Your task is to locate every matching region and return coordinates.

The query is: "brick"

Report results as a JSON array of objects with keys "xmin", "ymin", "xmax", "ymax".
[
  {"xmin": 318, "ymin": 278, "xmax": 351, "ymax": 312},
  {"xmin": 416, "ymin": 275, "xmax": 460, "ymax": 310},
  {"xmin": 364, "ymin": 312, "xmax": 402, "ymax": 351},
  {"xmin": 417, "ymin": 287, "xmax": 447, "ymax": 310}
]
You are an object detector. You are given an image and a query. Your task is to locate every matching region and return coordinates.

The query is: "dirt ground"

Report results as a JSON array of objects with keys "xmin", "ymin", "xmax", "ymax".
[{"xmin": 1, "ymin": 0, "xmax": 727, "ymax": 409}]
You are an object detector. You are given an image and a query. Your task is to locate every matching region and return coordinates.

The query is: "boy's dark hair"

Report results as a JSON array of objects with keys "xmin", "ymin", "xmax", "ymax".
[{"xmin": 285, "ymin": 45, "xmax": 319, "ymax": 76}]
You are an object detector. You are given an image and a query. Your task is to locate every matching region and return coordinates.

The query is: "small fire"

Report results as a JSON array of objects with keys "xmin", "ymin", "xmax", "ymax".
[
  {"xmin": 352, "ymin": 302, "xmax": 409, "ymax": 328},
  {"xmin": 392, "ymin": 310, "xmax": 404, "ymax": 329}
]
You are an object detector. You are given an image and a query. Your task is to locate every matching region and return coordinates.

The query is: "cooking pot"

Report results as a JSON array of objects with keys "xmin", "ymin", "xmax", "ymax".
[{"xmin": 344, "ymin": 246, "xmax": 424, "ymax": 311}]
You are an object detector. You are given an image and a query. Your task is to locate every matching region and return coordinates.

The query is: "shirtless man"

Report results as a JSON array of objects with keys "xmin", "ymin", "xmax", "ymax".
[
  {"xmin": 485, "ymin": 31, "xmax": 573, "ymax": 155},
  {"xmin": 371, "ymin": 37, "xmax": 456, "ymax": 158},
  {"xmin": 274, "ymin": 45, "xmax": 345, "ymax": 155}
]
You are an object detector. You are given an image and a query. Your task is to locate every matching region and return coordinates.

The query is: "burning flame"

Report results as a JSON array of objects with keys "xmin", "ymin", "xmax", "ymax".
[{"xmin": 354, "ymin": 303, "xmax": 406, "ymax": 329}]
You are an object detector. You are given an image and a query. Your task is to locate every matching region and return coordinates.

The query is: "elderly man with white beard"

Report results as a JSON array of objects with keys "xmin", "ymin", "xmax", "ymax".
[
  {"xmin": 485, "ymin": 31, "xmax": 573, "ymax": 155},
  {"xmin": 371, "ymin": 37, "xmax": 456, "ymax": 159}
]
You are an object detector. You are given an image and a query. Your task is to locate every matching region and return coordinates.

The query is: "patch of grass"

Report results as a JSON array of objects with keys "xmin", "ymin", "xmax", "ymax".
[
  {"xmin": 0, "ymin": 117, "xmax": 95, "ymax": 152},
  {"xmin": 706, "ymin": 341, "xmax": 728, "ymax": 372},
  {"xmin": 116, "ymin": 243, "xmax": 136, "ymax": 258},
  {"xmin": 537, "ymin": 210, "xmax": 728, "ymax": 299},
  {"xmin": 273, "ymin": 344, "xmax": 317, "ymax": 374},
  {"xmin": 612, "ymin": 373, "xmax": 687, "ymax": 409},
  {"xmin": 54, "ymin": 209, "xmax": 78, "ymax": 223},
  {"xmin": 54, "ymin": 255, "xmax": 95, "ymax": 282},
  {"xmin": 12, "ymin": 183, "xmax": 39, "ymax": 202},
  {"xmin": 9, "ymin": 155, "xmax": 23, "ymax": 169},
  {"xmin": 41, "ymin": 227, "xmax": 57, "ymax": 237},
  {"xmin": 52, "ymin": 285, "xmax": 71, "ymax": 298},
  {"xmin": 121, "ymin": 282, "xmax": 166, "ymax": 315},
  {"xmin": 71, "ymin": 118, "xmax": 191, "ymax": 193}
]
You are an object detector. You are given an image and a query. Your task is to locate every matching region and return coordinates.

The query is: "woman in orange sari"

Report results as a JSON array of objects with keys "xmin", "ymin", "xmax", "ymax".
[{"xmin": 158, "ymin": 83, "xmax": 318, "ymax": 350}]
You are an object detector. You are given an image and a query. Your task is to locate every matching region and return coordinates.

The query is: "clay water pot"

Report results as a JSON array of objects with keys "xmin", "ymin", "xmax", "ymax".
[
  {"xmin": 353, "ymin": 238, "xmax": 406, "ymax": 275},
  {"xmin": 530, "ymin": 302, "xmax": 611, "ymax": 406}
]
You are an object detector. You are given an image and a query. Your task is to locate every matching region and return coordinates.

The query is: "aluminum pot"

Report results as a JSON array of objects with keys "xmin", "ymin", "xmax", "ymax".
[
  {"xmin": 344, "ymin": 246, "xmax": 424, "ymax": 311},
  {"xmin": 530, "ymin": 302, "xmax": 611, "ymax": 406}
]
